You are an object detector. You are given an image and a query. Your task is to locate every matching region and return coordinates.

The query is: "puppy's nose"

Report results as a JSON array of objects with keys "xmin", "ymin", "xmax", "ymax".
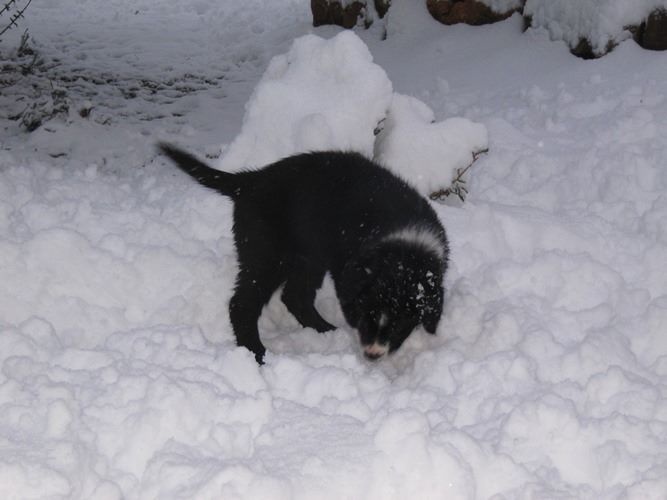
[
  {"xmin": 364, "ymin": 351, "xmax": 383, "ymax": 361},
  {"xmin": 363, "ymin": 343, "xmax": 388, "ymax": 360}
]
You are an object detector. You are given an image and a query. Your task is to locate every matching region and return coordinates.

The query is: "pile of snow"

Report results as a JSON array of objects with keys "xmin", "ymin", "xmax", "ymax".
[
  {"xmin": 219, "ymin": 31, "xmax": 488, "ymax": 195},
  {"xmin": 375, "ymin": 93, "xmax": 488, "ymax": 195},
  {"xmin": 218, "ymin": 31, "xmax": 393, "ymax": 169},
  {"xmin": 525, "ymin": 0, "xmax": 667, "ymax": 56}
]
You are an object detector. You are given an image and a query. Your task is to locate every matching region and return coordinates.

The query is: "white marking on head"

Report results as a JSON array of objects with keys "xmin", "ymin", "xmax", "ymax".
[{"xmin": 383, "ymin": 226, "xmax": 446, "ymax": 260}]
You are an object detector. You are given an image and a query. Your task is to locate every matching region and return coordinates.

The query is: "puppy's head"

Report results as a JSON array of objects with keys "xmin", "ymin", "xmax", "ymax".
[{"xmin": 340, "ymin": 240, "xmax": 445, "ymax": 360}]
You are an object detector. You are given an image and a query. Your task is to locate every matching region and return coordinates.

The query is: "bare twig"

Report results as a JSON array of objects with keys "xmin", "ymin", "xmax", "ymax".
[
  {"xmin": 0, "ymin": 1, "xmax": 19, "ymax": 18},
  {"xmin": 429, "ymin": 148, "xmax": 488, "ymax": 202},
  {"xmin": 0, "ymin": 0, "xmax": 33, "ymax": 39}
]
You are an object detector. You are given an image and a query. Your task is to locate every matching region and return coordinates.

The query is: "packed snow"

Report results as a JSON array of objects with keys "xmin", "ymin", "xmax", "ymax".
[
  {"xmin": 375, "ymin": 93, "xmax": 488, "ymax": 195},
  {"xmin": 218, "ymin": 30, "xmax": 487, "ymax": 194},
  {"xmin": 1, "ymin": 0, "xmax": 667, "ymax": 499},
  {"xmin": 524, "ymin": 0, "xmax": 667, "ymax": 56},
  {"xmin": 217, "ymin": 31, "xmax": 394, "ymax": 170}
]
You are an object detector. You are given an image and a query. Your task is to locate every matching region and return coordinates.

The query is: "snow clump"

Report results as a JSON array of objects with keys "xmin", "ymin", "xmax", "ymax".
[
  {"xmin": 218, "ymin": 31, "xmax": 393, "ymax": 170},
  {"xmin": 219, "ymin": 31, "xmax": 488, "ymax": 196},
  {"xmin": 375, "ymin": 93, "xmax": 488, "ymax": 195}
]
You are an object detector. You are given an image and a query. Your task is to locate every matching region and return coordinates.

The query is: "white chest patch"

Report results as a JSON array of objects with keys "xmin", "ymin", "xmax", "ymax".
[{"xmin": 383, "ymin": 226, "xmax": 446, "ymax": 260}]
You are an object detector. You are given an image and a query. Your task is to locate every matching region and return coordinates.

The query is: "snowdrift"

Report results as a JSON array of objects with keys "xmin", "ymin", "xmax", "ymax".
[{"xmin": 218, "ymin": 31, "xmax": 488, "ymax": 197}]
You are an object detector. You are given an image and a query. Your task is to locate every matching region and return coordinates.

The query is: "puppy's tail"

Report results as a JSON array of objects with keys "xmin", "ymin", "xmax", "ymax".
[{"xmin": 158, "ymin": 142, "xmax": 240, "ymax": 198}]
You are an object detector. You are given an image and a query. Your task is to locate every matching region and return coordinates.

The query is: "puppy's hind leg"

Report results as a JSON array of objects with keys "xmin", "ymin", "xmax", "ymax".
[
  {"xmin": 281, "ymin": 262, "xmax": 335, "ymax": 333},
  {"xmin": 230, "ymin": 267, "xmax": 282, "ymax": 364}
]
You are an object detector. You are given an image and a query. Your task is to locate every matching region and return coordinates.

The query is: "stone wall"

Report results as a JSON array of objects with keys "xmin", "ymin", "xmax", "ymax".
[
  {"xmin": 426, "ymin": 0, "xmax": 522, "ymax": 26},
  {"xmin": 310, "ymin": 1, "xmax": 667, "ymax": 57},
  {"xmin": 630, "ymin": 9, "xmax": 667, "ymax": 52},
  {"xmin": 311, "ymin": 0, "xmax": 368, "ymax": 29}
]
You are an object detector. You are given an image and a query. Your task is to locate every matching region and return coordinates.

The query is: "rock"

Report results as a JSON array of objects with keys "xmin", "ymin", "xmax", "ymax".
[
  {"xmin": 631, "ymin": 8, "xmax": 667, "ymax": 51},
  {"xmin": 427, "ymin": 0, "xmax": 522, "ymax": 26},
  {"xmin": 311, "ymin": 0, "xmax": 369, "ymax": 29},
  {"xmin": 374, "ymin": 0, "xmax": 391, "ymax": 18},
  {"xmin": 570, "ymin": 37, "xmax": 598, "ymax": 60},
  {"xmin": 525, "ymin": 7, "xmax": 667, "ymax": 59},
  {"xmin": 564, "ymin": 7, "xmax": 667, "ymax": 59}
]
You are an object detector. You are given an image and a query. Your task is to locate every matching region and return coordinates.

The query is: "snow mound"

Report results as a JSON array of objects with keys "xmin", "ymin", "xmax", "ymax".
[
  {"xmin": 218, "ymin": 31, "xmax": 393, "ymax": 170},
  {"xmin": 219, "ymin": 31, "xmax": 487, "ymax": 196},
  {"xmin": 525, "ymin": 0, "xmax": 667, "ymax": 56},
  {"xmin": 375, "ymin": 93, "xmax": 488, "ymax": 195}
]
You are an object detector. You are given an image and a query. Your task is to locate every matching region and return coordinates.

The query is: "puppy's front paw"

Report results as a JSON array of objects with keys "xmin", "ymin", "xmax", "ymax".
[{"xmin": 313, "ymin": 319, "xmax": 336, "ymax": 333}]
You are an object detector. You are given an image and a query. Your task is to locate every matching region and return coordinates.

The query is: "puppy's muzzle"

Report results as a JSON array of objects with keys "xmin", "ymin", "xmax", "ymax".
[{"xmin": 363, "ymin": 342, "xmax": 388, "ymax": 360}]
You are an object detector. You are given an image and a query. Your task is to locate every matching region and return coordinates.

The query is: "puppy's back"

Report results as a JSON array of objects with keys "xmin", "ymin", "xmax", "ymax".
[
  {"xmin": 160, "ymin": 145, "xmax": 442, "ymax": 251},
  {"xmin": 243, "ymin": 151, "xmax": 444, "ymax": 259}
]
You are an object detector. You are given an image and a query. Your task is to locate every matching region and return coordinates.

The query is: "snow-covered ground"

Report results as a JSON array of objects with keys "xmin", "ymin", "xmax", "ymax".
[{"xmin": 1, "ymin": 0, "xmax": 666, "ymax": 498}]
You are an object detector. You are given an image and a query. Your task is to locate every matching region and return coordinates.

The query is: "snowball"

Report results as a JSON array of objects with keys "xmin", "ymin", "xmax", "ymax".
[
  {"xmin": 374, "ymin": 93, "xmax": 488, "ymax": 196},
  {"xmin": 218, "ymin": 31, "xmax": 393, "ymax": 170}
]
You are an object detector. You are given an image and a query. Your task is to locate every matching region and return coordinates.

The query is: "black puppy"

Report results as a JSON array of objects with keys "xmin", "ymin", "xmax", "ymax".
[{"xmin": 159, "ymin": 143, "xmax": 449, "ymax": 364}]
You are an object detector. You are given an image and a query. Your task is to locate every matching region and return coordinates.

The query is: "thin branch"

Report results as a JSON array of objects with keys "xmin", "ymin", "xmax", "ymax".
[
  {"xmin": 0, "ymin": 1, "xmax": 19, "ymax": 18},
  {"xmin": 0, "ymin": 0, "xmax": 33, "ymax": 38},
  {"xmin": 429, "ymin": 148, "xmax": 488, "ymax": 202}
]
